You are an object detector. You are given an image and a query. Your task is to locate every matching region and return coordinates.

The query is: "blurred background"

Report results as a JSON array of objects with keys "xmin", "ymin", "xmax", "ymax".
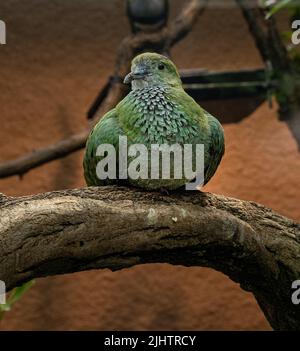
[{"xmin": 0, "ymin": 0, "xmax": 299, "ymax": 330}]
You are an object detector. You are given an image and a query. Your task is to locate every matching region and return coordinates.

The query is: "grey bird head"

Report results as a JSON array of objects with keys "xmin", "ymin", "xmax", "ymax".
[{"xmin": 123, "ymin": 52, "xmax": 181, "ymax": 90}]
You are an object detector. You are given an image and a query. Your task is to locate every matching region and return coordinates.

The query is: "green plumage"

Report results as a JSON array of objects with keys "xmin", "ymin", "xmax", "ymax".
[{"xmin": 83, "ymin": 53, "xmax": 224, "ymax": 190}]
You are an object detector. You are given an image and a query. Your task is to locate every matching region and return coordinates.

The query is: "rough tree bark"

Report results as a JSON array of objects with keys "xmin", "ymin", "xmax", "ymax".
[{"xmin": 0, "ymin": 186, "xmax": 299, "ymax": 330}]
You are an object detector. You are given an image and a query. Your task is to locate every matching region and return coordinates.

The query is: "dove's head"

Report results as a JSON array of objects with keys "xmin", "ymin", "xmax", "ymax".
[{"xmin": 124, "ymin": 52, "xmax": 181, "ymax": 90}]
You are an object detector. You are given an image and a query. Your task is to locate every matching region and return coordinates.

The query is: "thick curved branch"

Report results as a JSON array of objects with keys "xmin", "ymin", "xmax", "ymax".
[
  {"xmin": 0, "ymin": 186, "xmax": 299, "ymax": 330},
  {"xmin": 0, "ymin": 0, "xmax": 206, "ymax": 179}
]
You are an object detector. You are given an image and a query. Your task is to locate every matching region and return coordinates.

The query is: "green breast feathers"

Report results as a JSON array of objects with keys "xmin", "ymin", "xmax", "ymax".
[
  {"xmin": 120, "ymin": 85, "xmax": 200, "ymax": 145},
  {"xmin": 83, "ymin": 52, "xmax": 225, "ymax": 190}
]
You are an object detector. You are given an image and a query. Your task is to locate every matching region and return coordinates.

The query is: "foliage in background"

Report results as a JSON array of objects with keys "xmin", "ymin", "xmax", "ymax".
[
  {"xmin": 262, "ymin": 0, "xmax": 298, "ymax": 19},
  {"xmin": 261, "ymin": 0, "xmax": 300, "ymax": 72}
]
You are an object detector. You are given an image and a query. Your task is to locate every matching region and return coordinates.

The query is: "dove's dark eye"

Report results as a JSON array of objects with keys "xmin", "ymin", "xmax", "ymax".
[{"xmin": 158, "ymin": 63, "xmax": 165, "ymax": 70}]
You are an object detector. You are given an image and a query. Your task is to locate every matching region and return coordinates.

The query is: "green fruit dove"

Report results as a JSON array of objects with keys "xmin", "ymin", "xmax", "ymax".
[{"xmin": 83, "ymin": 52, "xmax": 225, "ymax": 190}]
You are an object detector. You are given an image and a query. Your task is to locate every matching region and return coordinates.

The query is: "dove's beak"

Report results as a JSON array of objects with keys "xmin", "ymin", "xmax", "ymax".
[
  {"xmin": 123, "ymin": 72, "xmax": 134, "ymax": 84},
  {"xmin": 124, "ymin": 67, "xmax": 149, "ymax": 84}
]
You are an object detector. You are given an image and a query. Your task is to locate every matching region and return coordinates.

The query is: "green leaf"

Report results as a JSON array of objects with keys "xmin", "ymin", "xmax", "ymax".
[
  {"xmin": 0, "ymin": 280, "xmax": 35, "ymax": 321},
  {"xmin": 0, "ymin": 303, "xmax": 11, "ymax": 312},
  {"xmin": 6, "ymin": 280, "xmax": 35, "ymax": 306},
  {"xmin": 266, "ymin": 0, "xmax": 295, "ymax": 19}
]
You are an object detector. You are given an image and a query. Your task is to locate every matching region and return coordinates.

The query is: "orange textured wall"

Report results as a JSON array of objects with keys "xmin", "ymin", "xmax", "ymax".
[{"xmin": 0, "ymin": 0, "xmax": 299, "ymax": 330}]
